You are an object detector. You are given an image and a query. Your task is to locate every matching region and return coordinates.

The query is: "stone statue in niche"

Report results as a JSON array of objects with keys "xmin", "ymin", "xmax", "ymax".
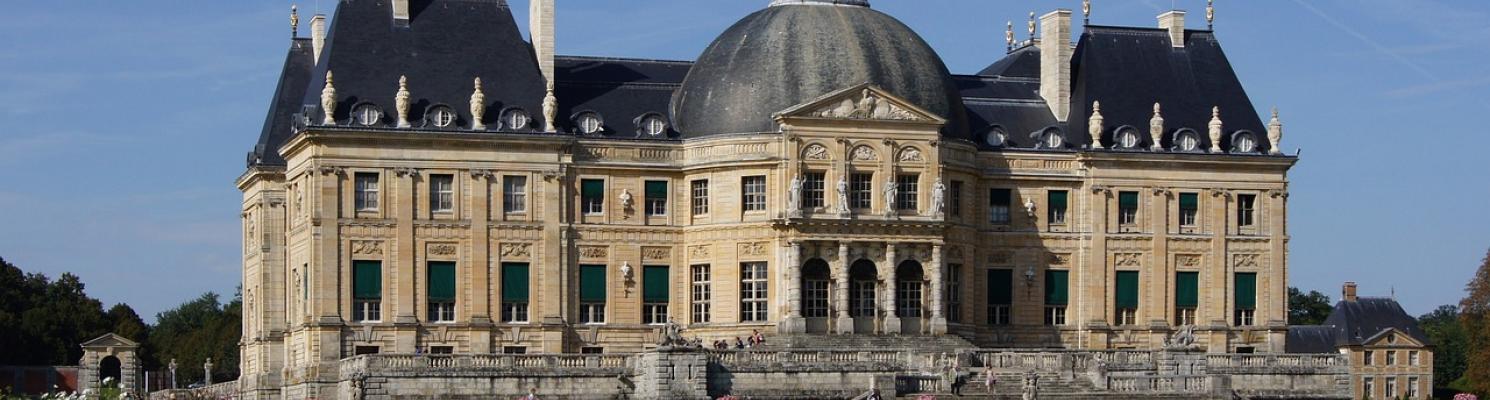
[
  {"xmin": 787, "ymin": 174, "xmax": 804, "ymax": 216},
  {"xmin": 618, "ymin": 189, "xmax": 634, "ymax": 218},
  {"xmin": 929, "ymin": 178, "xmax": 946, "ymax": 217},
  {"xmin": 836, "ymin": 174, "xmax": 851, "ymax": 215},
  {"xmin": 883, "ymin": 180, "xmax": 898, "ymax": 214}
]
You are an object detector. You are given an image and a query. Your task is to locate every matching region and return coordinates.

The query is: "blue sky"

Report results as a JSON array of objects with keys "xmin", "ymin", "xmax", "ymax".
[{"xmin": 1, "ymin": 0, "xmax": 1486, "ymax": 322}]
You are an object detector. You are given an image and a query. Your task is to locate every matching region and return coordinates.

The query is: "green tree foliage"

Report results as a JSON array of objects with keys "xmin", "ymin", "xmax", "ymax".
[
  {"xmin": 149, "ymin": 292, "xmax": 242, "ymax": 386},
  {"xmin": 1462, "ymin": 248, "xmax": 1490, "ymax": 396},
  {"xmin": 0, "ymin": 257, "xmax": 112, "ymax": 365},
  {"xmin": 1288, "ymin": 287, "xmax": 1334, "ymax": 326},
  {"xmin": 1420, "ymin": 305, "xmax": 1468, "ymax": 390}
]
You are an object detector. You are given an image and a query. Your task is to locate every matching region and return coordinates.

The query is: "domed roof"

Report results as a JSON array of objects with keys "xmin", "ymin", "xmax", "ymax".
[{"xmin": 671, "ymin": 0, "xmax": 968, "ymax": 139}]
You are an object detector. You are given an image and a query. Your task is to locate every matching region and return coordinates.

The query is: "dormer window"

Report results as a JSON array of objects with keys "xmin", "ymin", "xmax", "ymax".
[
  {"xmin": 986, "ymin": 127, "xmax": 1008, "ymax": 148},
  {"xmin": 1232, "ymin": 131, "xmax": 1258, "ymax": 153},
  {"xmin": 502, "ymin": 108, "xmax": 530, "ymax": 130},
  {"xmin": 1037, "ymin": 128, "xmax": 1064, "ymax": 149},
  {"xmin": 639, "ymin": 114, "xmax": 667, "ymax": 137},
  {"xmin": 353, "ymin": 104, "xmax": 383, "ymax": 126},
  {"xmin": 575, "ymin": 112, "xmax": 604, "ymax": 134},
  {"xmin": 427, "ymin": 106, "xmax": 456, "ymax": 128},
  {"xmin": 1174, "ymin": 129, "xmax": 1200, "ymax": 152},
  {"xmin": 1114, "ymin": 127, "xmax": 1140, "ymax": 149}
]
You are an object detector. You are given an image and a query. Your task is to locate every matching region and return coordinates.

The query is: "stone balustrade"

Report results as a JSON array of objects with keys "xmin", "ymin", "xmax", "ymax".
[
  {"xmin": 338, "ymin": 353, "xmax": 634, "ymax": 379},
  {"xmin": 1106, "ymin": 375, "xmax": 1213, "ymax": 393},
  {"xmin": 147, "ymin": 380, "xmax": 239, "ymax": 400},
  {"xmin": 1204, "ymin": 353, "xmax": 1344, "ymax": 372}
]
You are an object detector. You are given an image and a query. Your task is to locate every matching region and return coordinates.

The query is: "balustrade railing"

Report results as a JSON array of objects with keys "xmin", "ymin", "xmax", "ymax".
[
  {"xmin": 339, "ymin": 354, "xmax": 634, "ymax": 377},
  {"xmin": 1107, "ymin": 375, "xmax": 1211, "ymax": 392}
]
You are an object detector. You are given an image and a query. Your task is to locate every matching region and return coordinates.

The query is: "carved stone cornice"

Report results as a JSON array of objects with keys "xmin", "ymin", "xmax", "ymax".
[
  {"xmin": 1091, "ymin": 185, "xmax": 1113, "ymax": 196},
  {"xmin": 469, "ymin": 169, "xmax": 496, "ymax": 179},
  {"xmin": 317, "ymin": 166, "xmax": 345, "ymax": 176},
  {"xmin": 394, "ymin": 167, "xmax": 420, "ymax": 177},
  {"xmin": 1268, "ymin": 189, "xmax": 1288, "ymax": 199},
  {"xmin": 1209, "ymin": 189, "xmax": 1231, "ymax": 199},
  {"xmin": 1152, "ymin": 187, "xmax": 1173, "ymax": 197}
]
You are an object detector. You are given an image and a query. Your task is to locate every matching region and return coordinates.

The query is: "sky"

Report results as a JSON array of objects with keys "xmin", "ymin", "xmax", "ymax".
[{"xmin": 1, "ymin": 0, "xmax": 1486, "ymax": 322}]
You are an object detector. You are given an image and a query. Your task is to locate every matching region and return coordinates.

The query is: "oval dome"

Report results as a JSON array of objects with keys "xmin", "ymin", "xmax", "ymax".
[{"xmin": 671, "ymin": 1, "xmax": 968, "ymax": 139}]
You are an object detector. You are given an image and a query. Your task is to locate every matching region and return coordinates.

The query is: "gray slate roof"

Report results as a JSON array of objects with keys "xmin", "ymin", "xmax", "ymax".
[{"xmin": 1286, "ymin": 297, "xmax": 1432, "ymax": 354}]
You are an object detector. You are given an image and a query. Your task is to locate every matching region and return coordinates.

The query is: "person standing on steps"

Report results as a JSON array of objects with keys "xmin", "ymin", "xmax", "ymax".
[{"xmin": 984, "ymin": 364, "xmax": 996, "ymax": 399}]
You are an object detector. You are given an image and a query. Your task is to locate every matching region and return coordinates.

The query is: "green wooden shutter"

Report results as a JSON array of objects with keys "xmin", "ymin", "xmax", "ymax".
[
  {"xmin": 987, "ymin": 269, "xmax": 1012, "ymax": 305},
  {"xmin": 427, "ymin": 262, "xmax": 457, "ymax": 302},
  {"xmin": 1048, "ymin": 191, "xmax": 1068, "ymax": 218},
  {"xmin": 501, "ymin": 263, "xmax": 529, "ymax": 302},
  {"xmin": 1235, "ymin": 273, "xmax": 1257, "ymax": 310},
  {"xmin": 1119, "ymin": 192, "xmax": 1138, "ymax": 209},
  {"xmin": 1115, "ymin": 271, "xmax": 1139, "ymax": 308},
  {"xmin": 353, "ymin": 261, "xmax": 382, "ymax": 299},
  {"xmin": 1045, "ymin": 270, "xmax": 1069, "ymax": 305},
  {"xmin": 1179, "ymin": 193, "xmax": 1198, "ymax": 211},
  {"xmin": 645, "ymin": 181, "xmax": 668, "ymax": 200},
  {"xmin": 990, "ymin": 189, "xmax": 1011, "ymax": 207},
  {"xmin": 580, "ymin": 265, "xmax": 607, "ymax": 302},
  {"xmin": 582, "ymin": 179, "xmax": 605, "ymax": 199},
  {"xmin": 1175, "ymin": 272, "xmax": 1199, "ymax": 308},
  {"xmin": 643, "ymin": 266, "xmax": 670, "ymax": 302}
]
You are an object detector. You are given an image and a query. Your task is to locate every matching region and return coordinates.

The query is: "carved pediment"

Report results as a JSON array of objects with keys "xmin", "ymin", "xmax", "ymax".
[
  {"xmin": 81, "ymin": 333, "xmax": 139, "ymax": 349},
  {"xmin": 775, "ymin": 84, "xmax": 946, "ymax": 124}
]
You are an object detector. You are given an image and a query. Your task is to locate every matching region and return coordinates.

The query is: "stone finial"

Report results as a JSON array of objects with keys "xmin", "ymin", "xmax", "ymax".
[
  {"xmin": 1083, "ymin": 0, "xmax": 1091, "ymax": 25},
  {"xmin": 1088, "ymin": 101, "xmax": 1104, "ymax": 149},
  {"xmin": 542, "ymin": 82, "xmax": 559, "ymax": 133},
  {"xmin": 1005, "ymin": 21, "xmax": 1015, "ymax": 51},
  {"xmin": 320, "ymin": 70, "xmax": 337, "ymax": 125},
  {"xmin": 471, "ymin": 77, "xmax": 487, "ymax": 131},
  {"xmin": 1149, "ymin": 103, "xmax": 1165, "ymax": 150},
  {"xmin": 1268, "ymin": 107, "xmax": 1283, "ymax": 155},
  {"xmin": 290, "ymin": 5, "xmax": 300, "ymax": 38},
  {"xmin": 1027, "ymin": 12, "xmax": 1037, "ymax": 41},
  {"xmin": 1207, "ymin": 0, "xmax": 1216, "ymax": 29},
  {"xmin": 395, "ymin": 76, "xmax": 412, "ymax": 128},
  {"xmin": 1208, "ymin": 106, "xmax": 1224, "ymax": 153}
]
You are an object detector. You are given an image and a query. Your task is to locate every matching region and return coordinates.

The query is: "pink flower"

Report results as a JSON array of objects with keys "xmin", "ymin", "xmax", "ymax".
[{"xmin": 1454, "ymin": 393, "xmax": 1478, "ymax": 400}]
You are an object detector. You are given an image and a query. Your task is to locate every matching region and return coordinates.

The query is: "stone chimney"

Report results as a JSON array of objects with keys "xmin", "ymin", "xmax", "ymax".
[
  {"xmin": 310, "ymin": 14, "xmax": 327, "ymax": 62},
  {"xmin": 530, "ymin": 0, "xmax": 557, "ymax": 90},
  {"xmin": 392, "ymin": 0, "xmax": 411, "ymax": 21},
  {"xmin": 1039, "ymin": 9, "xmax": 1073, "ymax": 121},
  {"xmin": 1342, "ymin": 282, "xmax": 1358, "ymax": 302},
  {"xmin": 1158, "ymin": 11, "xmax": 1186, "ymax": 48}
]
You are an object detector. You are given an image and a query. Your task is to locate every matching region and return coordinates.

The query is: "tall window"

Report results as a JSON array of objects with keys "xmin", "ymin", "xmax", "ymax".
[
  {"xmin": 1045, "ymin": 270, "xmax": 1069, "ymax": 326},
  {"xmin": 1179, "ymin": 193, "xmax": 1199, "ymax": 227},
  {"xmin": 691, "ymin": 265, "xmax": 711, "ymax": 323},
  {"xmin": 850, "ymin": 173, "xmax": 873, "ymax": 209},
  {"xmin": 946, "ymin": 264, "xmax": 962, "ymax": 323},
  {"xmin": 802, "ymin": 261, "xmax": 830, "ymax": 318},
  {"xmin": 1385, "ymin": 377, "xmax": 1397, "ymax": 398},
  {"xmin": 355, "ymin": 173, "xmax": 380, "ymax": 211},
  {"xmin": 691, "ymin": 180, "xmax": 709, "ymax": 215},
  {"xmin": 896, "ymin": 280, "xmax": 923, "ymax": 317},
  {"xmin": 1408, "ymin": 377, "xmax": 1420, "ymax": 398},
  {"xmin": 352, "ymin": 261, "xmax": 382, "ymax": 322},
  {"xmin": 803, "ymin": 172, "xmax": 825, "ymax": 209},
  {"xmin": 896, "ymin": 174, "xmax": 919, "ymax": 211},
  {"xmin": 742, "ymin": 176, "xmax": 766, "ymax": 212},
  {"xmin": 1118, "ymin": 191, "xmax": 1139, "ymax": 225},
  {"xmin": 645, "ymin": 181, "xmax": 668, "ymax": 216},
  {"xmin": 1237, "ymin": 194, "xmax": 1258, "ymax": 227},
  {"xmin": 427, "ymin": 261, "xmax": 456, "ymax": 322},
  {"xmin": 1234, "ymin": 272, "xmax": 1257, "ymax": 326},
  {"xmin": 503, "ymin": 176, "xmax": 527, "ymax": 213},
  {"xmin": 581, "ymin": 179, "xmax": 605, "ymax": 215},
  {"xmin": 1115, "ymin": 271, "xmax": 1139, "ymax": 325},
  {"xmin": 501, "ymin": 263, "xmax": 529, "ymax": 323},
  {"xmin": 1362, "ymin": 377, "xmax": 1374, "ymax": 398},
  {"xmin": 851, "ymin": 280, "xmax": 876, "ymax": 318},
  {"xmin": 1409, "ymin": 351, "xmax": 1420, "ymax": 366},
  {"xmin": 1175, "ymin": 271, "xmax": 1199, "ymax": 326},
  {"xmin": 989, "ymin": 188, "xmax": 1011, "ymax": 224},
  {"xmin": 430, "ymin": 174, "xmax": 454, "ymax": 213},
  {"xmin": 1364, "ymin": 350, "xmax": 1375, "ymax": 366},
  {"xmin": 1386, "ymin": 351, "xmax": 1397, "ymax": 366},
  {"xmin": 949, "ymin": 180, "xmax": 964, "ymax": 217},
  {"xmin": 740, "ymin": 262, "xmax": 768, "ymax": 322},
  {"xmin": 1048, "ymin": 190, "xmax": 1069, "ymax": 225},
  {"xmin": 987, "ymin": 269, "xmax": 1012, "ymax": 325},
  {"xmin": 580, "ymin": 265, "xmax": 607, "ymax": 324},
  {"xmin": 642, "ymin": 266, "xmax": 669, "ymax": 324}
]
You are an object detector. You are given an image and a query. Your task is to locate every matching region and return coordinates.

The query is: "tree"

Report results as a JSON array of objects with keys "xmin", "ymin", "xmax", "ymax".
[
  {"xmin": 1421, "ymin": 305, "xmax": 1468, "ymax": 391},
  {"xmin": 1461, "ymin": 248, "xmax": 1490, "ymax": 396},
  {"xmin": 1288, "ymin": 287, "xmax": 1334, "ymax": 325},
  {"xmin": 0, "ymin": 257, "xmax": 112, "ymax": 366},
  {"xmin": 149, "ymin": 292, "xmax": 242, "ymax": 385}
]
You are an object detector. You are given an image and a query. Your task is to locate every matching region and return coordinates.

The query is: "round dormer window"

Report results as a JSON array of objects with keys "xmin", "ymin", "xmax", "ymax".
[
  {"xmin": 1233, "ymin": 132, "xmax": 1257, "ymax": 153},
  {"xmin": 576, "ymin": 112, "xmax": 604, "ymax": 134},
  {"xmin": 502, "ymin": 108, "xmax": 530, "ymax": 130},
  {"xmin": 986, "ymin": 127, "xmax": 1008, "ymax": 147},
  {"xmin": 1175, "ymin": 130, "xmax": 1200, "ymax": 152},
  {"xmin": 641, "ymin": 115, "xmax": 667, "ymax": 136},
  {"xmin": 1115, "ymin": 128, "xmax": 1140, "ymax": 149},
  {"xmin": 427, "ymin": 106, "xmax": 456, "ymax": 128},
  {"xmin": 353, "ymin": 104, "xmax": 383, "ymax": 126},
  {"xmin": 1039, "ymin": 129, "xmax": 1064, "ymax": 149}
]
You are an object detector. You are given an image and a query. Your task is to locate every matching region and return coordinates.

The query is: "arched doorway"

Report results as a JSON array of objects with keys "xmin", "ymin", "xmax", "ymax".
[
  {"xmin": 849, "ymin": 259, "xmax": 879, "ymax": 333},
  {"xmin": 896, "ymin": 260, "xmax": 926, "ymax": 333},
  {"xmin": 99, "ymin": 356, "xmax": 122, "ymax": 387},
  {"xmin": 800, "ymin": 259, "xmax": 831, "ymax": 333}
]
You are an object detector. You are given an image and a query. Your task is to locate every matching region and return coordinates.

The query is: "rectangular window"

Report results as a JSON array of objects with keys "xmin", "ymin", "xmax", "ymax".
[
  {"xmin": 1386, "ymin": 351, "xmax": 1397, "ymax": 366},
  {"xmin": 581, "ymin": 346, "xmax": 605, "ymax": 354},
  {"xmin": 1362, "ymin": 377, "xmax": 1373, "ymax": 397},
  {"xmin": 1118, "ymin": 191, "xmax": 1139, "ymax": 225},
  {"xmin": 1048, "ymin": 190, "xmax": 1069, "ymax": 225},
  {"xmin": 503, "ymin": 176, "xmax": 527, "ymax": 213},
  {"xmin": 851, "ymin": 280, "xmax": 876, "ymax": 318},
  {"xmin": 430, "ymin": 174, "xmax": 454, "ymax": 213},
  {"xmin": 1045, "ymin": 270, "xmax": 1069, "ymax": 326},
  {"xmin": 691, "ymin": 265, "xmax": 711, "ymax": 323},
  {"xmin": 896, "ymin": 174, "xmax": 919, "ymax": 211},
  {"xmin": 581, "ymin": 179, "xmax": 605, "ymax": 215},
  {"xmin": 803, "ymin": 278, "xmax": 830, "ymax": 318},
  {"xmin": 1408, "ymin": 377, "xmax": 1420, "ymax": 398},
  {"xmin": 1175, "ymin": 271, "xmax": 1199, "ymax": 326},
  {"xmin": 580, "ymin": 265, "xmax": 607, "ymax": 324},
  {"xmin": 987, "ymin": 269, "xmax": 1012, "ymax": 326},
  {"xmin": 896, "ymin": 280, "xmax": 923, "ymax": 317},
  {"xmin": 501, "ymin": 263, "xmax": 529, "ymax": 323},
  {"xmin": 642, "ymin": 266, "xmax": 670, "ymax": 324},
  {"xmin": 949, "ymin": 180, "xmax": 963, "ymax": 217},
  {"xmin": 1179, "ymin": 193, "xmax": 1199, "ymax": 226},
  {"xmin": 645, "ymin": 180, "xmax": 668, "ymax": 216},
  {"xmin": 742, "ymin": 176, "xmax": 766, "ymax": 212},
  {"xmin": 1234, "ymin": 272, "xmax": 1257, "ymax": 326},
  {"xmin": 989, "ymin": 188, "xmax": 1011, "ymax": 224},
  {"xmin": 1115, "ymin": 270, "xmax": 1139, "ymax": 325},
  {"xmin": 1385, "ymin": 377, "xmax": 1397, "ymax": 398},
  {"xmin": 428, "ymin": 346, "xmax": 453, "ymax": 355},
  {"xmin": 1409, "ymin": 351, "xmax": 1420, "ymax": 366},
  {"xmin": 803, "ymin": 172, "xmax": 826, "ymax": 209},
  {"xmin": 1364, "ymin": 350, "xmax": 1374, "ymax": 366},
  {"xmin": 354, "ymin": 346, "xmax": 380, "ymax": 356},
  {"xmin": 850, "ymin": 173, "xmax": 873, "ymax": 209},
  {"xmin": 352, "ymin": 261, "xmax": 382, "ymax": 322},
  {"xmin": 502, "ymin": 346, "xmax": 528, "ymax": 354},
  {"xmin": 946, "ymin": 264, "xmax": 962, "ymax": 323},
  {"xmin": 740, "ymin": 262, "xmax": 768, "ymax": 322},
  {"xmin": 427, "ymin": 261, "xmax": 456, "ymax": 322},
  {"xmin": 691, "ymin": 180, "xmax": 710, "ymax": 215},
  {"xmin": 354, "ymin": 173, "xmax": 380, "ymax": 211},
  {"xmin": 1237, "ymin": 194, "xmax": 1257, "ymax": 227}
]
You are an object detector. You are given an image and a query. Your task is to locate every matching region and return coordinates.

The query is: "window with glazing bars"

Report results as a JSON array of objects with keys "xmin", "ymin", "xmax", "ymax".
[
  {"xmin": 1237, "ymin": 194, "xmax": 1257, "ymax": 227},
  {"xmin": 1179, "ymin": 193, "xmax": 1198, "ymax": 226},
  {"xmin": 581, "ymin": 179, "xmax": 605, "ymax": 215},
  {"xmin": 503, "ymin": 176, "xmax": 527, "ymax": 213},
  {"xmin": 945, "ymin": 264, "xmax": 961, "ymax": 323},
  {"xmin": 691, "ymin": 265, "xmax": 711, "ymax": 323},
  {"xmin": 645, "ymin": 181, "xmax": 668, "ymax": 216},
  {"xmin": 430, "ymin": 174, "xmax": 454, "ymax": 213},
  {"xmin": 803, "ymin": 279, "xmax": 829, "ymax": 318},
  {"xmin": 896, "ymin": 175, "xmax": 919, "ymax": 211},
  {"xmin": 1048, "ymin": 190, "xmax": 1069, "ymax": 224},
  {"xmin": 691, "ymin": 180, "xmax": 709, "ymax": 215},
  {"xmin": 1118, "ymin": 191, "xmax": 1139, "ymax": 225},
  {"xmin": 803, "ymin": 172, "xmax": 825, "ymax": 209},
  {"xmin": 850, "ymin": 173, "xmax": 873, "ymax": 209},
  {"xmin": 989, "ymin": 188, "xmax": 1011, "ymax": 224},
  {"xmin": 742, "ymin": 176, "xmax": 766, "ymax": 212},
  {"xmin": 896, "ymin": 280, "xmax": 923, "ymax": 317},
  {"xmin": 355, "ymin": 173, "xmax": 380, "ymax": 211},
  {"xmin": 949, "ymin": 180, "xmax": 963, "ymax": 217},
  {"xmin": 739, "ymin": 262, "xmax": 768, "ymax": 322}
]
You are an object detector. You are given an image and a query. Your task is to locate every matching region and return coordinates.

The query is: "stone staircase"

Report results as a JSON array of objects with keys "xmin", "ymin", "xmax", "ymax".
[
  {"xmin": 900, "ymin": 370, "xmax": 1105, "ymax": 399},
  {"xmin": 758, "ymin": 334, "xmax": 979, "ymax": 352}
]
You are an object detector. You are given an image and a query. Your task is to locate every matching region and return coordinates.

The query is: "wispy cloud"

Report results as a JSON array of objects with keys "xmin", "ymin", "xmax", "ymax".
[
  {"xmin": 1289, "ymin": 0, "xmax": 1441, "ymax": 82},
  {"xmin": 1386, "ymin": 76, "xmax": 1490, "ymax": 98}
]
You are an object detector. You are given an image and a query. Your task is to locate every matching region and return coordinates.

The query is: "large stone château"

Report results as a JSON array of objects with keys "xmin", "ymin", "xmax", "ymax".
[{"xmin": 236, "ymin": 0, "xmax": 1319, "ymax": 398}]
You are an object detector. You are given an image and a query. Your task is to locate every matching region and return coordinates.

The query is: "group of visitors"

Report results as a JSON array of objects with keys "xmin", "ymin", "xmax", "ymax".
[
  {"xmin": 708, "ymin": 329, "xmax": 768, "ymax": 350},
  {"xmin": 938, "ymin": 354, "xmax": 999, "ymax": 397}
]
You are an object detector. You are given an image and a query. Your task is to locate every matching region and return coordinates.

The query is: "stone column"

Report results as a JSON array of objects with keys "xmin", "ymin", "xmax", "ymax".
[
  {"xmin": 929, "ymin": 244, "xmax": 948, "ymax": 334},
  {"xmin": 780, "ymin": 241, "xmax": 806, "ymax": 334},
  {"xmin": 835, "ymin": 242, "xmax": 854, "ymax": 334},
  {"xmin": 883, "ymin": 243, "xmax": 901, "ymax": 334}
]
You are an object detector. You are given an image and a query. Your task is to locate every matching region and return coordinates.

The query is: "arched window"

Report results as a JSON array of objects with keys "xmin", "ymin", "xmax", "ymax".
[
  {"xmin": 574, "ymin": 112, "xmax": 604, "ymax": 134},
  {"xmin": 1115, "ymin": 127, "xmax": 1140, "ymax": 149},
  {"xmin": 426, "ymin": 105, "xmax": 456, "ymax": 128},
  {"xmin": 1037, "ymin": 128, "xmax": 1065, "ymax": 149},
  {"xmin": 1173, "ymin": 129, "xmax": 1201, "ymax": 152},
  {"xmin": 985, "ymin": 126, "xmax": 1008, "ymax": 148},
  {"xmin": 501, "ymin": 108, "xmax": 530, "ymax": 130},
  {"xmin": 352, "ymin": 103, "xmax": 383, "ymax": 126},
  {"xmin": 638, "ymin": 114, "xmax": 668, "ymax": 137},
  {"xmin": 1232, "ymin": 131, "xmax": 1258, "ymax": 153}
]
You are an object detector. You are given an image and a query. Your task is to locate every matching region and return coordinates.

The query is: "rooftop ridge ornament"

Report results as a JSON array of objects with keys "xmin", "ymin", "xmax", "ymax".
[
  {"xmin": 1208, "ymin": 106, "xmax": 1224, "ymax": 153},
  {"xmin": 471, "ymin": 77, "xmax": 487, "ymax": 131},
  {"xmin": 1006, "ymin": 21, "xmax": 1015, "ymax": 52},
  {"xmin": 1088, "ymin": 101, "xmax": 1104, "ymax": 149},
  {"xmin": 1083, "ymin": 0, "xmax": 1091, "ymax": 25},
  {"xmin": 1207, "ymin": 0, "xmax": 1216, "ymax": 29},
  {"xmin": 291, "ymin": 5, "xmax": 300, "ymax": 38},
  {"xmin": 1268, "ymin": 107, "xmax": 1283, "ymax": 155},
  {"xmin": 395, "ymin": 76, "xmax": 412, "ymax": 128},
  {"xmin": 1027, "ymin": 12, "xmax": 1037, "ymax": 43},
  {"xmin": 1149, "ymin": 103, "xmax": 1165, "ymax": 151},
  {"xmin": 320, "ymin": 70, "xmax": 336, "ymax": 126}
]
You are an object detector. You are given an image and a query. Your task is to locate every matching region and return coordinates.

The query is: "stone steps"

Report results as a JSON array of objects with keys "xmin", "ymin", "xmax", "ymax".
[{"xmin": 759, "ymin": 334, "xmax": 978, "ymax": 352}]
